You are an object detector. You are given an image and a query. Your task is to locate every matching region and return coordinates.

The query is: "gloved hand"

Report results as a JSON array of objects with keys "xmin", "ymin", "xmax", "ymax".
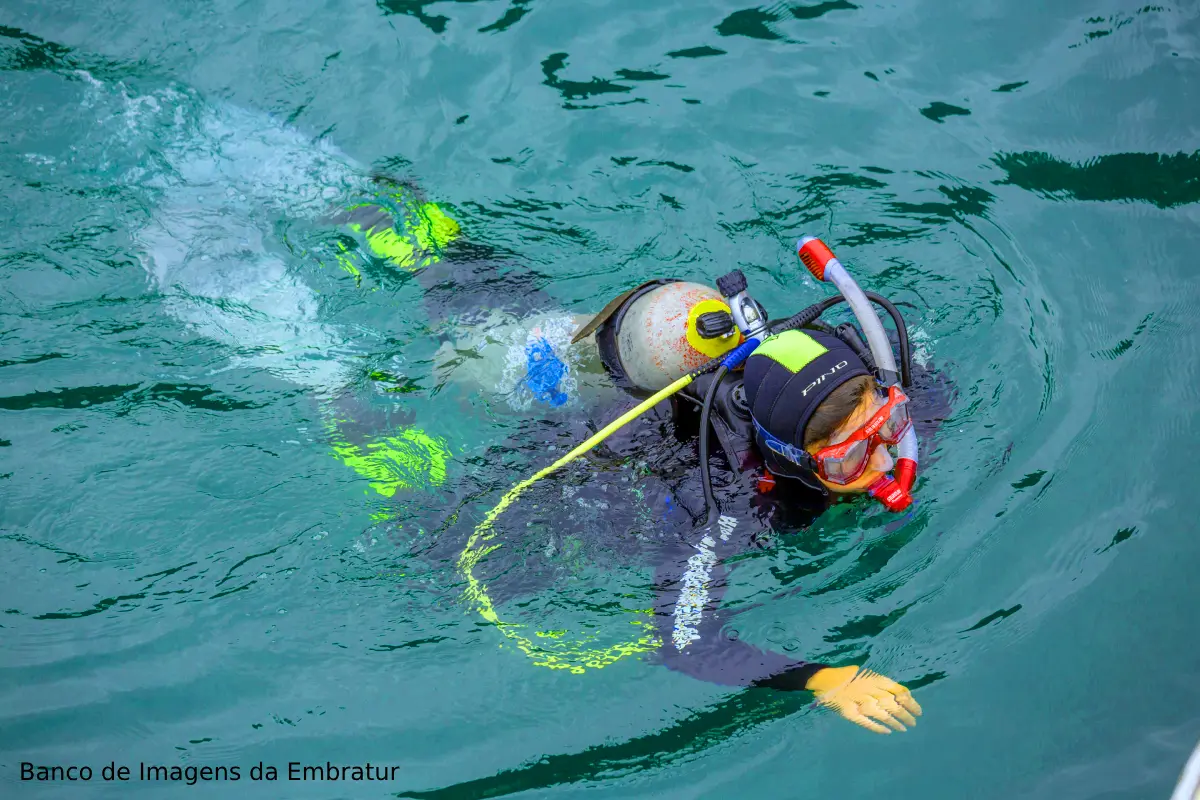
[{"xmin": 805, "ymin": 665, "xmax": 922, "ymax": 733}]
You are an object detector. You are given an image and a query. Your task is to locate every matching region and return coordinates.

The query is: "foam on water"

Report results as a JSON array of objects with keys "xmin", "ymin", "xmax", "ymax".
[
  {"xmin": 78, "ymin": 74, "xmax": 375, "ymax": 392},
  {"xmin": 497, "ymin": 312, "xmax": 583, "ymax": 411}
]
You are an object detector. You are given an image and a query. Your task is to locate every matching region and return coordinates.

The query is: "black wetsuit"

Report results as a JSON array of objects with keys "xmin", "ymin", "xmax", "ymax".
[{"xmin": 331, "ymin": 195, "xmax": 952, "ymax": 690}]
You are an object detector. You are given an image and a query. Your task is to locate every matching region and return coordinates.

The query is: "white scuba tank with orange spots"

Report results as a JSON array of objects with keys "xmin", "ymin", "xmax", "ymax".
[{"xmin": 614, "ymin": 282, "xmax": 741, "ymax": 392}]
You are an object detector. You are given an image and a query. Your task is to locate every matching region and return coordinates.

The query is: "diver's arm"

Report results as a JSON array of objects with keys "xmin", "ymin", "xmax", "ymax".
[
  {"xmin": 652, "ymin": 539, "xmax": 922, "ymax": 733},
  {"xmin": 653, "ymin": 538, "xmax": 824, "ymax": 688}
]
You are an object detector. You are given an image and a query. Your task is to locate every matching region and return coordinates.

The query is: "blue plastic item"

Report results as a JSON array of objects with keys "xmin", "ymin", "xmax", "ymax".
[
  {"xmin": 524, "ymin": 337, "xmax": 569, "ymax": 407},
  {"xmin": 721, "ymin": 337, "xmax": 761, "ymax": 368}
]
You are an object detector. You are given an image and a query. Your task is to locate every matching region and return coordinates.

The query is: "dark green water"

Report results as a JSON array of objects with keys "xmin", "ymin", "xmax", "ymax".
[{"xmin": 3, "ymin": 1, "xmax": 1200, "ymax": 798}]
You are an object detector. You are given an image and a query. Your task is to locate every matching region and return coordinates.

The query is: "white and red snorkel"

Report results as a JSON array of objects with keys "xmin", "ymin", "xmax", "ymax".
[{"xmin": 797, "ymin": 236, "xmax": 918, "ymax": 512}]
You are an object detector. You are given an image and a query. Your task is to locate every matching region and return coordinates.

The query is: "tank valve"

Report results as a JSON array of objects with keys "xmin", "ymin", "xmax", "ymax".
[{"xmin": 716, "ymin": 270, "xmax": 769, "ymax": 338}]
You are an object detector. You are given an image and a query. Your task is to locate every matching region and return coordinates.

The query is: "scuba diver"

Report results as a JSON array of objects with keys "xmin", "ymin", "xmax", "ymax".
[
  {"xmin": 143, "ymin": 147, "xmax": 940, "ymax": 734},
  {"xmin": 102, "ymin": 79, "xmax": 935, "ymax": 734},
  {"xmin": 324, "ymin": 191, "xmax": 944, "ymax": 734}
]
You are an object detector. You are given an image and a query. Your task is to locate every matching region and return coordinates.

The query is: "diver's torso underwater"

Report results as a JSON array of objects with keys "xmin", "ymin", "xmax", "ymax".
[{"xmin": 307, "ymin": 185, "xmax": 951, "ymax": 734}]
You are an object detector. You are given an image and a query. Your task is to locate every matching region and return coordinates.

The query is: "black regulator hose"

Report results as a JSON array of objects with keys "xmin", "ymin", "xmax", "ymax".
[
  {"xmin": 863, "ymin": 291, "xmax": 913, "ymax": 388},
  {"xmin": 769, "ymin": 293, "xmax": 913, "ymax": 387},
  {"xmin": 698, "ymin": 363, "xmax": 729, "ymax": 529}
]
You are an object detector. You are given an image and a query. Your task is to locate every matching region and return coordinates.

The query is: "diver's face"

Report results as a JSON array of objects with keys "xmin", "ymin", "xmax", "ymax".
[{"xmin": 808, "ymin": 391, "xmax": 895, "ymax": 494}]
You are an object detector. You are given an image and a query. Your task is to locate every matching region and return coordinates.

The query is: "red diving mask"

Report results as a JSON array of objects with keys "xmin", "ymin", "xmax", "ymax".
[{"xmin": 812, "ymin": 386, "xmax": 911, "ymax": 485}]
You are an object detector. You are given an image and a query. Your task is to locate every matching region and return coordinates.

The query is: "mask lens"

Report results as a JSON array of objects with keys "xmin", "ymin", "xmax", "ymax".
[
  {"xmin": 879, "ymin": 399, "xmax": 911, "ymax": 443},
  {"xmin": 822, "ymin": 439, "xmax": 870, "ymax": 484}
]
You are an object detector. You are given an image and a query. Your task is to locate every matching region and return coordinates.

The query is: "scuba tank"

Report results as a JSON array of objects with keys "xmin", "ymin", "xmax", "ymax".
[
  {"xmin": 572, "ymin": 280, "xmax": 742, "ymax": 393},
  {"xmin": 429, "ymin": 282, "xmax": 743, "ymax": 412}
]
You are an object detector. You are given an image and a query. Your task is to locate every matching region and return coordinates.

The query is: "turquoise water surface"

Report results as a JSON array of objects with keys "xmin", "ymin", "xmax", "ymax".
[{"xmin": 4, "ymin": 1, "xmax": 1200, "ymax": 798}]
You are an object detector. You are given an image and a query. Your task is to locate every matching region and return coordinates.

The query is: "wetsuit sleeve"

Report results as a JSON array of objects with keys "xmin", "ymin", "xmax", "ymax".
[{"xmin": 652, "ymin": 531, "xmax": 825, "ymax": 690}]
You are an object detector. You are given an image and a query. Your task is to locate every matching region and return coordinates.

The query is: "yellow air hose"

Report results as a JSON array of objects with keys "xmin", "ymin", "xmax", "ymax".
[{"xmin": 456, "ymin": 373, "xmax": 695, "ymax": 673}]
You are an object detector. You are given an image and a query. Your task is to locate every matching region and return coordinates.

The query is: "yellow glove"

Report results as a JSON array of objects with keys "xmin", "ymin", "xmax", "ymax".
[{"xmin": 805, "ymin": 665, "xmax": 922, "ymax": 734}]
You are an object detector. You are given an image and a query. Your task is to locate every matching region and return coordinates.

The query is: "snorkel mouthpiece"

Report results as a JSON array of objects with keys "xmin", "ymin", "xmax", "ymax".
[
  {"xmin": 868, "ymin": 474, "xmax": 912, "ymax": 512},
  {"xmin": 895, "ymin": 457, "xmax": 916, "ymax": 494}
]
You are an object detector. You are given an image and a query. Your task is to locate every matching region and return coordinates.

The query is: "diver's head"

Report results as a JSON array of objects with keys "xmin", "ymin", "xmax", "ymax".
[
  {"xmin": 744, "ymin": 329, "xmax": 909, "ymax": 496},
  {"xmin": 799, "ymin": 375, "xmax": 894, "ymax": 493}
]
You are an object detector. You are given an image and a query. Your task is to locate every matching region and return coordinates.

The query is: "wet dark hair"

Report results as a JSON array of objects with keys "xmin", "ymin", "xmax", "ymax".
[{"xmin": 802, "ymin": 375, "xmax": 879, "ymax": 449}]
